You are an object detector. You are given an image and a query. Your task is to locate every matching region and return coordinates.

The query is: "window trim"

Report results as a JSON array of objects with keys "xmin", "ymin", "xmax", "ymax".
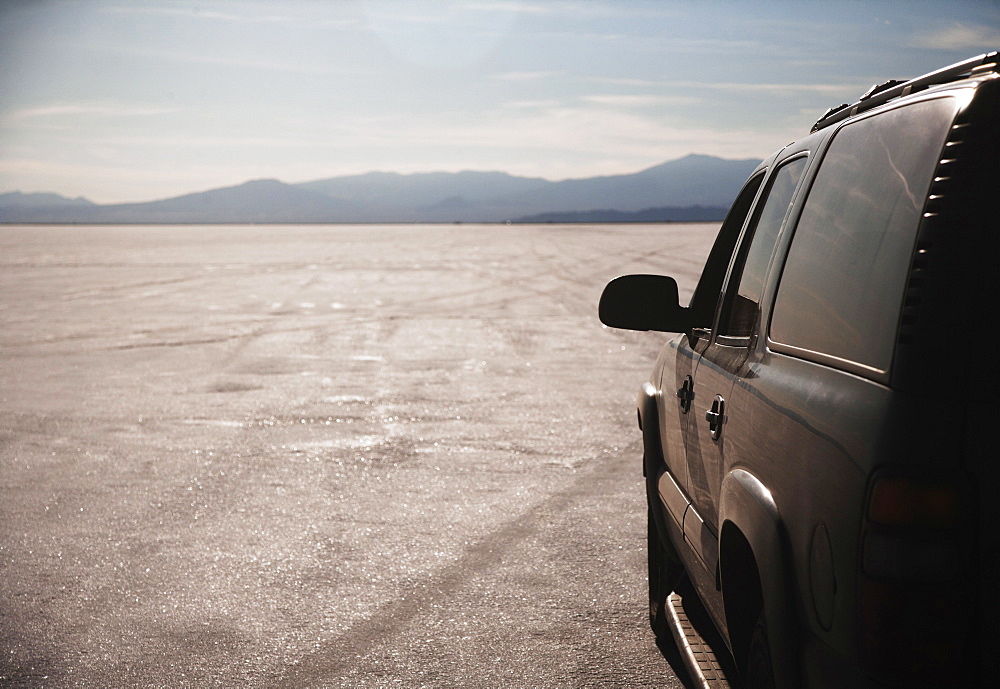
[
  {"xmin": 767, "ymin": 340, "xmax": 889, "ymax": 381},
  {"xmin": 715, "ymin": 334, "xmax": 751, "ymax": 348}
]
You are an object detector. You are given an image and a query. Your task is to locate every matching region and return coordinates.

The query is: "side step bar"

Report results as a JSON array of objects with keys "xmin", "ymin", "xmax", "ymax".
[{"xmin": 665, "ymin": 591, "xmax": 734, "ymax": 688}]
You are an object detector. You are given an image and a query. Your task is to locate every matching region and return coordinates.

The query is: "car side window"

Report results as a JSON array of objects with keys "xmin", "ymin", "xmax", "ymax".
[
  {"xmin": 769, "ymin": 98, "xmax": 959, "ymax": 372},
  {"xmin": 687, "ymin": 172, "xmax": 766, "ymax": 330},
  {"xmin": 718, "ymin": 156, "xmax": 808, "ymax": 339}
]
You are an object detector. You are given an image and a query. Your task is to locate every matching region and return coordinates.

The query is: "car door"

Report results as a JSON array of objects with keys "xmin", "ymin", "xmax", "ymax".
[
  {"xmin": 681, "ymin": 153, "xmax": 810, "ymax": 576},
  {"xmin": 656, "ymin": 171, "xmax": 765, "ymax": 531}
]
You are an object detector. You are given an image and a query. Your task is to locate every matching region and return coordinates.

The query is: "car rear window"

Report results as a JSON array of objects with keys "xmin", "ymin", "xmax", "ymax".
[{"xmin": 769, "ymin": 97, "xmax": 959, "ymax": 374}]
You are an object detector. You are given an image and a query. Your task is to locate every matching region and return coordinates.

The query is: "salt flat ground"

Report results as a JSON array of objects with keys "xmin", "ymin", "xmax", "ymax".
[{"xmin": 0, "ymin": 223, "xmax": 717, "ymax": 688}]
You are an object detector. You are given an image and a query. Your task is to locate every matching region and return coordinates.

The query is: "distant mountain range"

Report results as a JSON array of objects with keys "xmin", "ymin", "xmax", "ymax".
[{"xmin": 0, "ymin": 154, "xmax": 760, "ymax": 224}]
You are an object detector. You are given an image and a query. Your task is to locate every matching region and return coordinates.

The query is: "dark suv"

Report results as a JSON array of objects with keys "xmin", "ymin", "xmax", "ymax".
[{"xmin": 600, "ymin": 53, "xmax": 998, "ymax": 688}]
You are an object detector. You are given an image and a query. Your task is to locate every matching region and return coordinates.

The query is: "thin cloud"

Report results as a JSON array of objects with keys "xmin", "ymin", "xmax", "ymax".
[
  {"xmin": 665, "ymin": 81, "xmax": 854, "ymax": 95},
  {"xmin": 103, "ymin": 5, "xmax": 295, "ymax": 25},
  {"xmin": 107, "ymin": 4, "xmax": 365, "ymax": 31},
  {"xmin": 582, "ymin": 94, "xmax": 701, "ymax": 108},
  {"xmin": 363, "ymin": 0, "xmax": 524, "ymax": 27},
  {"xmin": 492, "ymin": 70, "xmax": 566, "ymax": 81},
  {"xmin": 464, "ymin": 1, "xmax": 551, "ymax": 14},
  {"xmin": 588, "ymin": 77, "xmax": 854, "ymax": 96},
  {"xmin": 8, "ymin": 104, "xmax": 180, "ymax": 122},
  {"xmin": 95, "ymin": 43, "xmax": 348, "ymax": 75},
  {"xmin": 503, "ymin": 99, "xmax": 564, "ymax": 109},
  {"xmin": 346, "ymin": 105, "xmax": 784, "ymax": 163},
  {"xmin": 83, "ymin": 134, "xmax": 324, "ymax": 150},
  {"xmin": 590, "ymin": 77, "xmax": 663, "ymax": 88},
  {"xmin": 910, "ymin": 23, "xmax": 1000, "ymax": 50}
]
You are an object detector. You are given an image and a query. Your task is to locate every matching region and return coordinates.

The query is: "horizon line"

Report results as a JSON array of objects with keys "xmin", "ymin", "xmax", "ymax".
[{"xmin": 1, "ymin": 152, "xmax": 762, "ymax": 206}]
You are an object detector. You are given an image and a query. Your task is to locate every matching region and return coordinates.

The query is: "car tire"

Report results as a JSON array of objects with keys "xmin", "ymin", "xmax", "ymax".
[
  {"xmin": 744, "ymin": 611, "xmax": 776, "ymax": 689},
  {"xmin": 647, "ymin": 507, "xmax": 680, "ymax": 641}
]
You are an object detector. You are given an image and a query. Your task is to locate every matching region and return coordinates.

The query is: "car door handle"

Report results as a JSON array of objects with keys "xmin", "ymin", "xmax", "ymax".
[
  {"xmin": 676, "ymin": 375, "xmax": 694, "ymax": 413},
  {"xmin": 705, "ymin": 395, "xmax": 725, "ymax": 441}
]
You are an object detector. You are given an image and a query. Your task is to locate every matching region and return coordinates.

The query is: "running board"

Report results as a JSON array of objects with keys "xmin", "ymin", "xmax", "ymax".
[{"xmin": 665, "ymin": 591, "xmax": 734, "ymax": 688}]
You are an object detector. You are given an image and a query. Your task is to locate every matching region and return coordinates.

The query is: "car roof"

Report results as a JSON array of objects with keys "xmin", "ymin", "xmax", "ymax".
[{"xmin": 811, "ymin": 51, "xmax": 998, "ymax": 133}]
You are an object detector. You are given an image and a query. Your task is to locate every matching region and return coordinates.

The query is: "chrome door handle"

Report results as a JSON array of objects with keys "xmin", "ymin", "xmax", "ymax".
[
  {"xmin": 705, "ymin": 395, "xmax": 725, "ymax": 441},
  {"xmin": 676, "ymin": 375, "xmax": 694, "ymax": 414}
]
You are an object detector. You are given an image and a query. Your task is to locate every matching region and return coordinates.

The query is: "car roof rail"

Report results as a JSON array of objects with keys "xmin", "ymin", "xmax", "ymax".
[{"xmin": 811, "ymin": 51, "xmax": 999, "ymax": 132}]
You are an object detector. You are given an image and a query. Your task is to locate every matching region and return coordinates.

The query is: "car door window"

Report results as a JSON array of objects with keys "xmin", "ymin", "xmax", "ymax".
[
  {"xmin": 687, "ymin": 171, "xmax": 766, "ymax": 334},
  {"xmin": 718, "ymin": 156, "xmax": 808, "ymax": 340}
]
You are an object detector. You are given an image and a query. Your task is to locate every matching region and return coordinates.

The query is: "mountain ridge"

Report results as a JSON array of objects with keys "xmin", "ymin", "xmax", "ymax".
[{"xmin": 0, "ymin": 154, "xmax": 760, "ymax": 224}]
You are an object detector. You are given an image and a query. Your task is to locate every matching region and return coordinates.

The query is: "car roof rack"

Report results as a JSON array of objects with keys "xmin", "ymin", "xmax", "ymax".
[{"xmin": 811, "ymin": 51, "xmax": 999, "ymax": 132}]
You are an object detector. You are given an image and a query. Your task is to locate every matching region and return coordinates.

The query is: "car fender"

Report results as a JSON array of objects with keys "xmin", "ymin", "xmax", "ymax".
[
  {"xmin": 638, "ymin": 380, "xmax": 676, "ymax": 545},
  {"xmin": 637, "ymin": 381, "xmax": 662, "ymax": 478},
  {"xmin": 719, "ymin": 468, "xmax": 800, "ymax": 689}
]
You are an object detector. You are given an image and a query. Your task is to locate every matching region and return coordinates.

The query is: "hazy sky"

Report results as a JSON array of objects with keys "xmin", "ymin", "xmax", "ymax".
[{"xmin": 2, "ymin": 0, "xmax": 997, "ymax": 204}]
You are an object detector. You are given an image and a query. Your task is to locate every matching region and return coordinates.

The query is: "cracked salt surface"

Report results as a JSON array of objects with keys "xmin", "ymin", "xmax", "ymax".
[{"xmin": 0, "ymin": 222, "xmax": 714, "ymax": 688}]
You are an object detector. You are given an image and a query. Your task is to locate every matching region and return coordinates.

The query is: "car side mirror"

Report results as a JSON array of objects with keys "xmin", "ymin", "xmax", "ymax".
[{"xmin": 599, "ymin": 274, "xmax": 691, "ymax": 333}]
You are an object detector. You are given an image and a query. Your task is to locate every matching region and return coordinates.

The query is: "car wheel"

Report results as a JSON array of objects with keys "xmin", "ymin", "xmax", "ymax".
[
  {"xmin": 647, "ymin": 507, "xmax": 680, "ymax": 641},
  {"xmin": 744, "ymin": 611, "xmax": 776, "ymax": 689}
]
